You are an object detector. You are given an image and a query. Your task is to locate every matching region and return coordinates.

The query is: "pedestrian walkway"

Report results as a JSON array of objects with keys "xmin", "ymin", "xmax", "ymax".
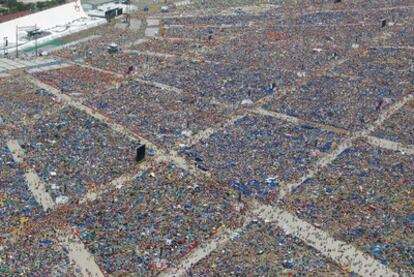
[
  {"xmin": 365, "ymin": 135, "xmax": 414, "ymax": 155},
  {"xmin": 7, "ymin": 140, "xmax": 55, "ymax": 211},
  {"xmin": 60, "ymin": 231, "xmax": 105, "ymax": 277},
  {"xmin": 0, "ymin": 57, "xmax": 66, "ymax": 74},
  {"xmin": 7, "ymin": 139, "xmax": 104, "ymax": 277},
  {"xmin": 257, "ymin": 205, "xmax": 398, "ymax": 277}
]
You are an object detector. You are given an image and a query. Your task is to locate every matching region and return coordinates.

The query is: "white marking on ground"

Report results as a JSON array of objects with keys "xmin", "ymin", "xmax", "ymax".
[
  {"xmin": 257, "ymin": 205, "xmax": 399, "ymax": 277},
  {"xmin": 160, "ymin": 205, "xmax": 261, "ymax": 277},
  {"xmin": 364, "ymin": 95, "xmax": 413, "ymax": 134},
  {"xmin": 147, "ymin": 19, "xmax": 160, "ymax": 26},
  {"xmin": 365, "ymin": 135, "xmax": 414, "ymax": 155},
  {"xmin": 58, "ymin": 231, "xmax": 105, "ymax": 277},
  {"xmin": 185, "ymin": 113, "xmax": 244, "ymax": 147},
  {"xmin": 278, "ymin": 137, "xmax": 353, "ymax": 199}
]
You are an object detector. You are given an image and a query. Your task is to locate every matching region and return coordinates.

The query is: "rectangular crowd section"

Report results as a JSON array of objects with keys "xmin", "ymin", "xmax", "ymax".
[
  {"xmin": 131, "ymin": 39, "xmax": 204, "ymax": 56},
  {"xmin": 84, "ymin": 80, "xmax": 237, "ymax": 148},
  {"xmin": 19, "ymin": 106, "xmax": 138, "ymax": 202},
  {"xmin": 65, "ymin": 161, "xmax": 245, "ymax": 276},
  {"xmin": 181, "ymin": 113, "xmax": 344, "ymax": 198},
  {"xmin": 32, "ymin": 65, "xmax": 121, "ymax": 97},
  {"xmin": 332, "ymin": 48, "xmax": 413, "ymax": 89},
  {"xmin": 263, "ymin": 74, "xmax": 406, "ymax": 131},
  {"xmin": 200, "ymin": 22, "xmax": 380, "ymax": 71},
  {"xmin": 144, "ymin": 58, "xmax": 296, "ymax": 104},
  {"xmin": 0, "ymin": 78, "xmax": 59, "ymax": 128},
  {"xmin": 85, "ymin": 52, "xmax": 167, "ymax": 76}
]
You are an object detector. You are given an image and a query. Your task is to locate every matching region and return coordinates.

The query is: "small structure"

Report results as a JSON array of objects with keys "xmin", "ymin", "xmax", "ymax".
[
  {"xmin": 88, "ymin": 2, "xmax": 123, "ymax": 20},
  {"xmin": 136, "ymin": 144, "xmax": 146, "ymax": 163},
  {"xmin": 107, "ymin": 42, "xmax": 118, "ymax": 53}
]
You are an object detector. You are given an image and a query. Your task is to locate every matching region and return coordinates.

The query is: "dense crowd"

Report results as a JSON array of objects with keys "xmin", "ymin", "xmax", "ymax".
[
  {"xmin": 1, "ymin": 221, "xmax": 77, "ymax": 276},
  {"xmin": 143, "ymin": 58, "xmax": 296, "ymax": 104},
  {"xmin": 1, "ymin": 0, "xmax": 413, "ymax": 275},
  {"xmin": 283, "ymin": 140, "xmax": 414, "ymax": 275},
  {"xmin": 131, "ymin": 38, "xmax": 204, "ymax": 56},
  {"xmin": 0, "ymin": 142, "xmax": 44, "ymax": 235},
  {"xmin": 33, "ymin": 66, "xmax": 120, "ymax": 97},
  {"xmin": 19, "ymin": 106, "xmax": 138, "ymax": 202},
  {"xmin": 182, "ymin": 114, "xmax": 343, "ymax": 198},
  {"xmin": 373, "ymin": 100, "xmax": 414, "ymax": 145},
  {"xmin": 84, "ymin": 51, "xmax": 165, "ymax": 76},
  {"xmin": 0, "ymin": 78, "xmax": 58, "ymax": 129},
  {"xmin": 65, "ymin": 161, "xmax": 245, "ymax": 275},
  {"xmin": 84, "ymin": 80, "xmax": 236, "ymax": 148},
  {"xmin": 263, "ymin": 73, "xmax": 404, "ymax": 131},
  {"xmin": 189, "ymin": 219, "xmax": 344, "ymax": 276}
]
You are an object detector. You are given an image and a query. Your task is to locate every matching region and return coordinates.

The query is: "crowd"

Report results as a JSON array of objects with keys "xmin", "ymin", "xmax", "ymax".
[
  {"xmin": 162, "ymin": 25, "xmax": 244, "ymax": 40},
  {"xmin": 192, "ymin": 0, "xmax": 279, "ymax": 10},
  {"xmin": 84, "ymin": 52, "xmax": 165, "ymax": 76},
  {"xmin": 1, "ymin": 0, "xmax": 413, "ymax": 275},
  {"xmin": 33, "ymin": 66, "xmax": 120, "ymax": 97},
  {"xmin": 65, "ymin": 161, "xmax": 245, "ymax": 275},
  {"xmin": 332, "ymin": 48, "xmax": 413, "ymax": 88},
  {"xmin": 284, "ymin": 140, "xmax": 414, "ymax": 275},
  {"xmin": 373, "ymin": 100, "xmax": 414, "ymax": 146},
  {"xmin": 0, "ymin": 142, "xmax": 44, "ymax": 236},
  {"xmin": 1, "ymin": 221, "xmax": 77, "ymax": 276},
  {"xmin": 189, "ymin": 219, "xmax": 344, "ymax": 276},
  {"xmin": 20, "ymin": 106, "xmax": 138, "ymax": 202},
  {"xmin": 84, "ymin": 80, "xmax": 236, "ymax": 148},
  {"xmin": 0, "ymin": 139, "xmax": 76, "ymax": 276},
  {"xmin": 143, "ymin": 57, "xmax": 297, "ymax": 104},
  {"xmin": 0, "ymin": 78, "xmax": 58, "ymax": 130},
  {"xmin": 132, "ymin": 38, "xmax": 204, "ymax": 56},
  {"xmin": 388, "ymin": 26, "xmax": 414, "ymax": 47},
  {"xmin": 161, "ymin": 14, "xmax": 260, "ymax": 28},
  {"xmin": 263, "ymin": 74, "xmax": 404, "ymax": 132},
  {"xmin": 181, "ymin": 114, "xmax": 343, "ymax": 198}
]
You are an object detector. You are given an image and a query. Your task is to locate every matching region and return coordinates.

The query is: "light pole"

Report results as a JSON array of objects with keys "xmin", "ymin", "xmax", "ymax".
[
  {"xmin": 3, "ymin": 37, "xmax": 7, "ymax": 56},
  {"xmin": 35, "ymin": 24, "xmax": 38, "ymax": 57},
  {"xmin": 15, "ymin": 25, "xmax": 18, "ymax": 58}
]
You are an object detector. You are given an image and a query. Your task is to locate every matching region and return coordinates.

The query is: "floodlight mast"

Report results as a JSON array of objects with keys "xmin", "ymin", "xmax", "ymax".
[
  {"xmin": 35, "ymin": 24, "xmax": 38, "ymax": 57},
  {"xmin": 15, "ymin": 25, "xmax": 18, "ymax": 58},
  {"xmin": 3, "ymin": 36, "xmax": 8, "ymax": 56}
]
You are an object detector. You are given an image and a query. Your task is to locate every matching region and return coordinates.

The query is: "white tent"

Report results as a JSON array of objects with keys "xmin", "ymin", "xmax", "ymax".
[{"xmin": 0, "ymin": 0, "xmax": 106, "ymax": 52}]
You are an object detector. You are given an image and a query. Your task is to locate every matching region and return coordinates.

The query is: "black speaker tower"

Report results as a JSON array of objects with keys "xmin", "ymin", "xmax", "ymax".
[{"xmin": 136, "ymin": 144, "xmax": 146, "ymax": 162}]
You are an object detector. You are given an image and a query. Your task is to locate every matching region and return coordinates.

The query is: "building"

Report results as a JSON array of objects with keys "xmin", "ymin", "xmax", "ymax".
[
  {"xmin": 87, "ymin": 2, "xmax": 124, "ymax": 20},
  {"xmin": 0, "ymin": 0, "xmax": 106, "ymax": 53}
]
